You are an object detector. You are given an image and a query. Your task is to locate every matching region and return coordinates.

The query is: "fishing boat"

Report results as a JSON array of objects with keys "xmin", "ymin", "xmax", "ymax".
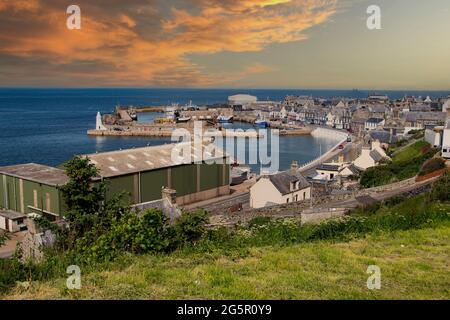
[
  {"xmin": 176, "ymin": 116, "xmax": 191, "ymax": 123},
  {"xmin": 218, "ymin": 115, "xmax": 234, "ymax": 123},
  {"xmin": 230, "ymin": 166, "xmax": 251, "ymax": 185},
  {"xmin": 255, "ymin": 118, "xmax": 269, "ymax": 128}
]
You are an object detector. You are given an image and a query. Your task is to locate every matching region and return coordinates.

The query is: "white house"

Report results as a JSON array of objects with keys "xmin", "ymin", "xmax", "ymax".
[
  {"xmin": 250, "ymin": 169, "xmax": 311, "ymax": 208},
  {"xmin": 365, "ymin": 118, "xmax": 385, "ymax": 131},
  {"xmin": 442, "ymin": 119, "xmax": 450, "ymax": 159},
  {"xmin": 425, "ymin": 127, "xmax": 444, "ymax": 147},
  {"xmin": 338, "ymin": 164, "xmax": 360, "ymax": 178},
  {"xmin": 353, "ymin": 136, "xmax": 390, "ymax": 170},
  {"xmin": 315, "ymin": 163, "xmax": 342, "ymax": 181},
  {"xmin": 443, "ymin": 99, "xmax": 450, "ymax": 113}
]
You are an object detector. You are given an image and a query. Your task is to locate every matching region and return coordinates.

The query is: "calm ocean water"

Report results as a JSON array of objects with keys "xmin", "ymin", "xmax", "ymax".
[{"xmin": 0, "ymin": 88, "xmax": 447, "ymax": 171}]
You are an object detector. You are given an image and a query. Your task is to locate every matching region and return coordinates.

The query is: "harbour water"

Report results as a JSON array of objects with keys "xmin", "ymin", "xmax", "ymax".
[{"xmin": 0, "ymin": 88, "xmax": 445, "ymax": 171}]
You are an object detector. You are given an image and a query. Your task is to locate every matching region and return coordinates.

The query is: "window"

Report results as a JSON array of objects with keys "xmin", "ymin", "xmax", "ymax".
[{"xmin": 303, "ymin": 192, "xmax": 306, "ymax": 200}]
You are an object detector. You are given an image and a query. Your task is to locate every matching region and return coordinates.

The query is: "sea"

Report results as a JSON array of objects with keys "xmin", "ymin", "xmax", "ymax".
[{"xmin": 0, "ymin": 88, "xmax": 448, "ymax": 172}]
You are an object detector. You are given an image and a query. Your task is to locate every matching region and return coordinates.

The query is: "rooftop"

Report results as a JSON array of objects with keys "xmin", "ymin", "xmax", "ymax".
[
  {"xmin": 84, "ymin": 141, "xmax": 228, "ymax": 178},
  {"xmin": 0, "ymin": 209, "xmax": 26, "ymax": 220},
  {"xmin": 405, "ymin": 112, "xmax": 446, "ymax": 122},
  {"xmin": 268, "ymin": 170, "xmax": 310, "ymax": 196},
  {"xmin": 0, "ymin": 163, "xmax": 68, "ymax": 186},
  {"xmin": 366, "ymin": 118, "xmax": 385, "ymax": 124},
  {"xmin": 317, "ymin": 163, "xmax": 341, "ymax": 172}
]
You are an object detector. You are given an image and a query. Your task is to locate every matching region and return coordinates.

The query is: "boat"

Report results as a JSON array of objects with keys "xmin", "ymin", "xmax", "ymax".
[
  {"xmin": 129, "ymin": 111, "xmax": 138, "ymax": 121},
  {"xmin": 218, "ymin": 115, "xmax": 234, "ymax": 123},
  {"xmin": 255, "ymin": 118, "xmax": 269, "ymax": 128},
  {"xmin": 230, "ymin": 166, "xmax": 251, "ymax": 185},
  {"xmin": 176, "ymin": 116, "xmax": 191, "ymax": 123}
]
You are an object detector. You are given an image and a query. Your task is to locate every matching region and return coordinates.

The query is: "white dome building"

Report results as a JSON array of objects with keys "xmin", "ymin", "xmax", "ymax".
[{"xmin": 228, "ymin": 94, "xmax": 257, "ymax": 106}]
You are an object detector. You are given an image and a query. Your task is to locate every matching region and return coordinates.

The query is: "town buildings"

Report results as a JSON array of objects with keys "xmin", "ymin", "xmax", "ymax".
[{"xmin": 250, "ymin": 163, "xmax": 311, "ymax": 209}]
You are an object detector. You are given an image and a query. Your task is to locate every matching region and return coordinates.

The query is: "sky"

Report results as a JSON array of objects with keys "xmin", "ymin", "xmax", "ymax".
[{"xmin": 0, "ymin": 0, "xmax": 449, "ymax": 89}]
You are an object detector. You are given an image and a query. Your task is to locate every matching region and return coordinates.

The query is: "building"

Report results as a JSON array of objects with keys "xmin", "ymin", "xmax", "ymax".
[
  {"xmin": 353, "ymin": 136, "xmax": 390, "ymax": 170},
  {"xmin": 442, "ymin": 119, "xmax": 450, "ymax": 159},
  {"xmin": 443, "ymin": 99, "xmax": 450, "ymax": 113},
  {"xmin": 0, "ymin": 164, "xmax": 69, "ymax": 222},
  {"xmin": 250, "ymin": 167, "xmax": 311, "ymax": 208},
  {"xmin": 365, "ymin": 118, "xmax": 385, "ymax": 131},
  {"xmin": 228, "ymin": 94, "xmax": 257, "ymax": 107},
  {"xmin": 0, "ymin": 210, "xmax": 27, "ymax": 233},
  {"xmin": 0, "ymin": 142, "xmax": 231, "ymax": 225},
  {"xmin": 369, "ymin": 104, "xmax": 387, "ymax": 119},
  {"xmin": 315, "ymin": 163, "xmax": 342, "ymax": 181},
  {"xmin": 425, "ymin": 127, "xmax": 444, "ymax": 147},
  {"xmin": 404, "ymin": 112, "xmax": 446, "ymax": 133}
]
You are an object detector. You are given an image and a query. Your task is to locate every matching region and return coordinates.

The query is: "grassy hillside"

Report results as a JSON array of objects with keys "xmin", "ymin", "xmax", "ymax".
[{"xmin": 4, "ymin": 223, "xmax": 450, "ymax": 300}]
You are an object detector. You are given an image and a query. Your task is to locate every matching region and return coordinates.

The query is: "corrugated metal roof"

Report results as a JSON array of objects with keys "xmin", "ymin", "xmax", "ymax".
[
  {"xmin": 0, "ymin": 163, "xmax": 68, "ymax": 186},
  {"xmin": 83, "ymin": 141, "xmax": 228, "ymax": 178}
]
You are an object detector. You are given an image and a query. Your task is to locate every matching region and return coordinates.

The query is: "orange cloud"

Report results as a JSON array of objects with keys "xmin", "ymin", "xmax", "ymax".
[{"xmin": 0, "ymin": 0, "xmax": 338, "ymax": 86}]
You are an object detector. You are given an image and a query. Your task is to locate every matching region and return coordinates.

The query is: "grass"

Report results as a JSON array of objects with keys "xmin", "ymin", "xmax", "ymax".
[
  {"xmin": 3, "ymin": 224, "xmax": 449, "ymax": 300},
  {"xmin": 393, "ymin": 140, "xmax": 430, "ymax": 163},
  {"xmin": 3, "ymin": 193, "xmax": 450, "ymax": 300},
  {"xmin": 360, "ymin": 140, "xmax": 437, "ymax": 188}
]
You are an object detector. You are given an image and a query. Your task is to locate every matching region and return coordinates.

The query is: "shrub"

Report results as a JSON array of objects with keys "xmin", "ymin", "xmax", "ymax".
[
  {"xmin": 0, "ymin": 231, "xmax": 9, "ymax": 248},
  {"xmin": 429, "ymin": 172, "xmax": 450, "ymax": 202},
  {"xmin": 419, "ymin": 158, "xmax": 446, "ymax": 176},
  {"xmin": 173, "ymin": 210, "xmax": 209, "ymax": 246}
]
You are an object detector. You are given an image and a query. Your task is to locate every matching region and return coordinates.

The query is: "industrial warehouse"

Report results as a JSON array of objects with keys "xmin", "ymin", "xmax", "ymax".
[{"xmin": 0, "ymin": 142, "xmax": 230, "ymax": 231}]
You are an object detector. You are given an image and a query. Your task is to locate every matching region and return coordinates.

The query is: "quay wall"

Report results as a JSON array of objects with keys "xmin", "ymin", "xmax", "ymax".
[{"xmin": 299, "ymin": 127, "xmax": 349, "ymax": 172}]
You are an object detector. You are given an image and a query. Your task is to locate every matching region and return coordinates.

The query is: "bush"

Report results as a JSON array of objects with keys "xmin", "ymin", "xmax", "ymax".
[
  {"xmin": 77, "ymin": 209, "xmax": 173, "ymax": 262},
  {"xmin": 429, "ymin": 172, "xmax": 450, "ymax": 202},
  {"xmin": 419, "ymin": 158, "xmax": 446, "ymax": 176},
  {"xmin": 0, "ymin": 231, "xmax": 9, "ymax": 248},
  {"xmin": 360, "ymin": 147, "xmax": 439, "ymax": 188},
  {"xmin": 173, "ymin": 210, "xmax": 209, "ymax": 246}
]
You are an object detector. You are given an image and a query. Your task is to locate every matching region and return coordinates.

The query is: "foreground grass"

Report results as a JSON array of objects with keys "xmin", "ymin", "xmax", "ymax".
[{"xmin": 4, "ymin": 223, "xmax": 449, "ymax": 300}]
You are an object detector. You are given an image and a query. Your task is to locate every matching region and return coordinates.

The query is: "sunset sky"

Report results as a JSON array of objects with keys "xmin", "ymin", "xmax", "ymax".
[{"xmin": 0, "ymin": 0, "xmax": 449, "ymax": 89}]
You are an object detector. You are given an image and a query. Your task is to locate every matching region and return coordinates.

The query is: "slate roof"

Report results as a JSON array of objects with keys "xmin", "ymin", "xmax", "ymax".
[
  {"xmin": 340, "ymin": 164, "xmax": 360, "ymax": 175},
  {"xmin": 317, "ymin": 164, "xmax": 341, "ymax": 172},
  {"xmin": 366, "ymin": 118, "xmax": 385, "ymax": 124},
  {"xmin": 370, "ymin": 150, "xmax": 384, "ymax": 162},
  {"xmin": 268, "ymin": 170, "xmax": 310, "ymax": 196},
  {"xmin": 369, "ymin": 104, "xmax": 387, "ymax": 113},
  {"xmin": 369, "ymin": 130, "xmax": 398, "ymax": 144},
  {"xmin": 405, "ymin": 112, "xmax": 446, "ymax": 122}
]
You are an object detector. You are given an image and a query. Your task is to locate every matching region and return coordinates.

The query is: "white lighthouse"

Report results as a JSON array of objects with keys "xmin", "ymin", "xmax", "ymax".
[{"xmin": 96, "ymin": 112, "xmax": 107, "ymax": 131}]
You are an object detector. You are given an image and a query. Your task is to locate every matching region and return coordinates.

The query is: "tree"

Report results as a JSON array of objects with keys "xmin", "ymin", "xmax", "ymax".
[{"xmin": 60, "ymin": 156, "xmax": 129, "ymax": 249}]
